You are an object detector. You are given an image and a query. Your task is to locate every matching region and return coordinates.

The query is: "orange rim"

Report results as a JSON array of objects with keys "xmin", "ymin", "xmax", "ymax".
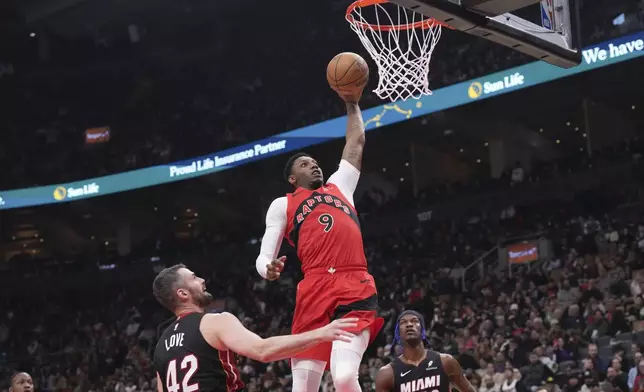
[{"xmin": 345, "ymin": 0, "xmax": 452, "ymax": 31}]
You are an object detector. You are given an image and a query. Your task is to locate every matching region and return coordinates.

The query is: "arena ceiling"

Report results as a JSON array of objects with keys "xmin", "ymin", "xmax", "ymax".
[
  {"xmin": 7, "ymin": 0, "xmax": 221, "ymax": 37},
  {"xmin": 8, "ymin": 0, "xmax": 247, "ymax": 37},
  {"xmin": 5, "ymin": 0, "xmax": 541, "ymax": 40}
]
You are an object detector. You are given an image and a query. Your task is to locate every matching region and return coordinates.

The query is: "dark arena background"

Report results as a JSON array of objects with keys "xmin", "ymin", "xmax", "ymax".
[{"xmin": 1, "ymin": 0, "xmax": 644, "ymax": 391}]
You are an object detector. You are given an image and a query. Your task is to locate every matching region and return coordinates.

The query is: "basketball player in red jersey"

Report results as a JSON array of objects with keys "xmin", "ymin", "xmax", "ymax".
[{"xmin": 256, "ymin": 86, "xmax": 383, "ymax": 392}]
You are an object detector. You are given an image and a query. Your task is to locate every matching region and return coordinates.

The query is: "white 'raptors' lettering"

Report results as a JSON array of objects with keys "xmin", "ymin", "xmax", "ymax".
[
  {"xmin": 295, "ymin": 193, "xmax": 352, "ymax": 224},
  {"xmin": 400, "ymin": 375, "xmax": 440, "ymax": 392}
]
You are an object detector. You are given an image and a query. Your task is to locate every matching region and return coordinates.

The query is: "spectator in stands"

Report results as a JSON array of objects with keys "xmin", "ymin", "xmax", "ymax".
[
  {"xmin": 480, "ymin": 374, "xmax": 500, "ymax": 392},
  {"xmin": 521, "ymin": 352, "xmax": 547, "ymax": 390},
  {"xmin": 632, "ymin": 360, "xmax": 644, "ymax": 392},
  {"xmin": 611, "ymin": 357, "xmax": 627, "ymax": 378},
  {"xmin": 561, "ymin": 304, "xmax": 584, "ymax": 331},
  {"xmin": 558, "ymin": 280, "xmax": 580, "ymax": 309},
  {"xmin": 500, "ymin": 368, "xmax": 520, "ymax": 392},
  {"xmin": 563, "ymin": 372, "xmax": 582, "ymax": 392},
  {"xmin": 581, "ymin": 359, "xmax": 600, "ymax": 384},
  {"xmin": 606, "ymin": 365, "xmax": 629, "ymax": 392},
  {"xmin": 629, "ymin": 353, "xmax": 644, "ymax": 390},
  {"xmin": 586, "ymin": 344, "xmax": 608, "ymax": 376},
  {"xmin": 553, "ymin": 337, "xmax": 575, "ymax": 363},
  {"xmin": 584, "ymin": 310, "xmax": 609, "ymax": 339},
  {"xmin": 580, "ymin": 371, "xmax": 599, "ymax": 392}
]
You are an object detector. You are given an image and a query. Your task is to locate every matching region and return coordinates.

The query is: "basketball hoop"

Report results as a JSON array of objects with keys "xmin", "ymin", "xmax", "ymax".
[{"xmin": 346, "ymin": 0, "xmax": 450, "ymax": 102}]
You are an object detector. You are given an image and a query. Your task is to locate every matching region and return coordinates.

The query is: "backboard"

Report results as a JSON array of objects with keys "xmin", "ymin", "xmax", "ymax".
[{"xmin": 387, "ymin": 0, "xmax": 581, "ymax": 68}]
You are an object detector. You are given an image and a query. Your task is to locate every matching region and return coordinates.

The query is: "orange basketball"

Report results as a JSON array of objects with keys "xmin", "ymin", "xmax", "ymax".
[{"xmin": 326, "ymin": 52, "xmax": 369, "ymax": 93}]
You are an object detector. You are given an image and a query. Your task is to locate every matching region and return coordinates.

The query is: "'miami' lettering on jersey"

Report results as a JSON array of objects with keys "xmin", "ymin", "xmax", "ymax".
[{"xmin": 400, "ymin": 375, "xmax": 441, "ymax": 392}]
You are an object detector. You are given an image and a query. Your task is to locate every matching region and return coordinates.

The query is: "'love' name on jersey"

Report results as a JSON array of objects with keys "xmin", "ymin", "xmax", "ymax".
[
  {"xmin": 295, "ymin": 193, "xmax": 352, "ymax": 224},
  {"xmin": 164, "ymin": 333, "xmax": 185, "ymax": 351},
  {"xmin": 400, "ymin": 375, "xmax": 441, "ymax": 392}
]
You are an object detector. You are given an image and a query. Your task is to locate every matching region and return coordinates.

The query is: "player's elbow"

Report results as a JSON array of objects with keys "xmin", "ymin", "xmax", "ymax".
[
  {"xmin": 357, "ymin": 132, "xmax": 366, "ymax": 145},
  {"xmin": 250, "ymin": 340, "xmax": 273, "ymax": 363},
  {"xmin": 255, "ymin": 353, "xmax": 272, "ymax": 363}
]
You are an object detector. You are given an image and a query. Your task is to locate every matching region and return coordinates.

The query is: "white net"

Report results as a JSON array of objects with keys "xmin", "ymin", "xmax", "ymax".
[{"xmin": 346, "ymin": 2, "xmax": 443, "ymax": 102}]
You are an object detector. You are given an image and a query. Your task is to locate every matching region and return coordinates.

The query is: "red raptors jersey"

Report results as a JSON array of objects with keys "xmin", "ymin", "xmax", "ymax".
[{"xmin": 285, "ymin": 183, "xmax": 367, "ymax": 274}]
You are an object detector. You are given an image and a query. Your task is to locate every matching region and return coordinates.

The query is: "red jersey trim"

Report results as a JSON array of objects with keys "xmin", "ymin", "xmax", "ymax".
[
  {"xmin": 176, "ymin": 311, "xmax": 198, "ymax": 320},
  {"xmin": 218, "ymin": 350, "xmax": 244, "ymax": 392}
]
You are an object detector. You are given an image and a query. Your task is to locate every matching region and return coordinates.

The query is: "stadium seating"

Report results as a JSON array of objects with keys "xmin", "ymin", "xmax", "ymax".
[{"xmin": 2, "ymin": 1, "xmax": 644, "ymax": 392}]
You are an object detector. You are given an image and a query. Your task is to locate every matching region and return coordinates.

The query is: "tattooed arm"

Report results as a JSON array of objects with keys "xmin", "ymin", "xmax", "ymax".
[{"xmin": 341, "ymin": 102, "xmax": 366, "ymax": 172}]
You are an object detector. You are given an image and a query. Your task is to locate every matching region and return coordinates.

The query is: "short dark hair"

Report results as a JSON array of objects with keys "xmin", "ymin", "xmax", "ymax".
[
  {"xmin": 284, "ymin": 153, "xmax": 310, "ymax": 182},
  {"xmin": 10, "ymin": 372, "xmax": 30, "ymax": 386},
  {"xmin": 153, "ymin": 264, "xmax": 187, "ymax": 311}
]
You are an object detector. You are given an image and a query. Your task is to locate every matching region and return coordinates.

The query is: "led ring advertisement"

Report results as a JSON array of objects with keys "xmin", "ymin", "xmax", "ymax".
[{"xmin": 0, "ymin": 31, "xmax": 643, "ymax": 210}]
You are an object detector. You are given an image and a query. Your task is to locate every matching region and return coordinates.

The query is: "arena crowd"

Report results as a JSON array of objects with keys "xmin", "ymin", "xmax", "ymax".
[
  {"xmin": 2, "ymin": 135, "xmax": 644, "ymax": 392},
  {"xmin": 0, "ymin": 0, "xmax": 641, "ymax": 189},
  {"xmin": 1, "ymin": 0, "xmax": 644, "ymax": 391}
]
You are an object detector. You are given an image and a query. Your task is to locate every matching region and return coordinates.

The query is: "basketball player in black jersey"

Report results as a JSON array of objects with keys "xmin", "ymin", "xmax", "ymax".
[
  {"xmin": 376, "ymin": 310, "xmax": 476, "ymax": 392},
  {"xmin": 152, "ymin": 264, "xmax": 358, "ymax": 392},
  {"xmin": 8, "ymin": 372, "xmax": 34, "ymax": 392}
]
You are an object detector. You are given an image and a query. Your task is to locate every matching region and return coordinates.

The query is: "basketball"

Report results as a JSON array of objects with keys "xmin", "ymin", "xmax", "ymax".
[{"xmin": 326, "ymin": 52, "xmax": 369, "ymax": 93}]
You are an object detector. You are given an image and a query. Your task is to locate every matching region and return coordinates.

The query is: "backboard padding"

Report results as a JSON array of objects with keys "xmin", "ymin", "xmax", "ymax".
[
  {"xmin": 460, "ymin": 0, "xmax": 543, "ymax": 16},
  {"xmin": 389, "ymin": 0, "xmax": 581, "ymax": 68}
]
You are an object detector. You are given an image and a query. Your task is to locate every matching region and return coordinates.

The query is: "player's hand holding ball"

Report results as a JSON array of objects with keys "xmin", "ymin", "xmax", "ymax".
[
  {"xmin": 317, "ymin": 318, "xmax": 359, "ymax": 342},
  {"xmin": 327, "ymin": 52, "xmax": 369, "ymax": 104},
  {"xmin": 265, "ymin": 256, "xmax": 286, "ymax": 281}
]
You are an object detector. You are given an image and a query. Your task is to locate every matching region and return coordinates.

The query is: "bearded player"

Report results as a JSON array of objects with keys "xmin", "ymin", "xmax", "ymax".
[
  {"xmin": 376, "ymin": 311, "xmax": 476, "ymax": 392},
  {"xmin": 255, "ymin": 59, "xmax": 382, "ymax": 392},
  {"xmin": 152, "ymin": 264, "xmax": 358, "ymax": 392}
]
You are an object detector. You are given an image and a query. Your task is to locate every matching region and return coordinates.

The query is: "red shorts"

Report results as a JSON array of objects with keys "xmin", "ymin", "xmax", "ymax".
[{"xmin": 291, "ymin": 267, "xmax": 384, "ymax": 366}]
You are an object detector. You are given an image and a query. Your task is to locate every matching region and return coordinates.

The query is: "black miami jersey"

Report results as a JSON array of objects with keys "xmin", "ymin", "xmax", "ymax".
[
  {"xmin": 153, "ymin": 312, "xmax": 244, "ymax": 392},
  {"xmin": 391, "ymin": 350, "xmax": 451, "ymax": 392}
]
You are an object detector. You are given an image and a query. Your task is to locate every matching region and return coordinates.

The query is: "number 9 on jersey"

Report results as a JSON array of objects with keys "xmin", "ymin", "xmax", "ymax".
[{"xmin": 318, "ymin": 213, "xmax": 334, "ymax": 232}]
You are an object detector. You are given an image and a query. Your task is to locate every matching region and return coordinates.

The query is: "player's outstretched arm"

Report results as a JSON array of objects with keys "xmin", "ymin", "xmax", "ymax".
[
  {"xmin": 332, "ymin": 82, "xmax": 366, "ymax": 172},
  {"xmin": 340, "ymin": 102, "xmax": 366, "ymax": 172},
  {"xmin": 442, "ymin": 354, "xmax": 477, "ymax": 392},
  {"xmin": 375, "ymin": 364, "xmax": 395, "ymax": 392},
  {"xmin": 327, "ymin": 104, "xmax": 364, "ymax": 201},
  {"xmin": 256, "ymin": 197, "xmax": 287, "ymax": 280},
  {"xmin": 201, "ymin": 313, "xmax": 358, "ymax": 363}
]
